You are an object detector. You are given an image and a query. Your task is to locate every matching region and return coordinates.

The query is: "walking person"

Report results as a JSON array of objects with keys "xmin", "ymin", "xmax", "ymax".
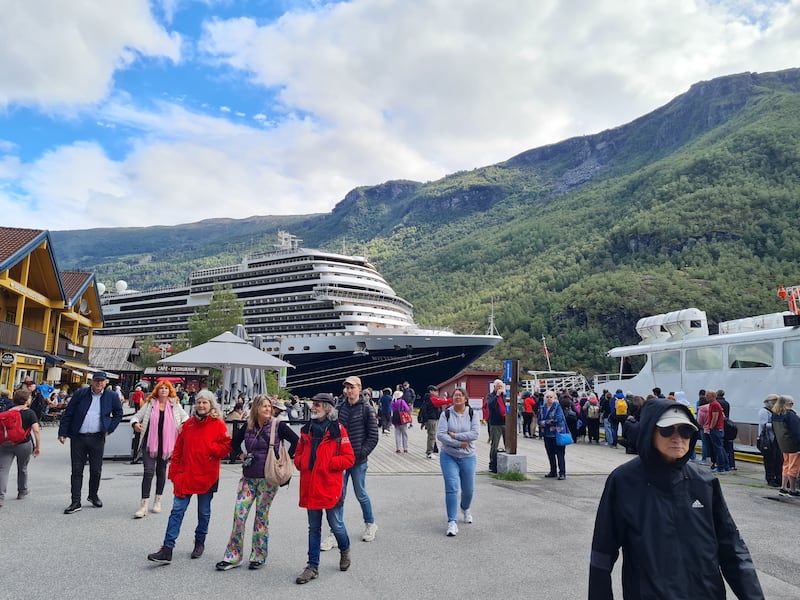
[
  {"xmin": 419, "ymin": 385, "xmax": 450, "ymax": 457},
  {"xmin": 294, "ymin": 393, "xmax": 355, "ymax": 584},
  {"xmin": 320, "ymin": 375, "xmax": 378, "ymax": 552},
  {"xmin": 0, "ymin": 389, "xmax": 41, "ymax": 507},
  {"xmin": 771, "ymin": 394, "xmax": 800, "ymax": 497},
  {"xmin": 390, "ymin": 391, "xmax": 411, "ymax": 453},
  {"xmin": 58, "ymin": 372, "xmax": 124, "ymax": 514},
  {"xmin": 706, "ymin": 390, "xmax": 730, "ymax": 473},
  {"xmin": 486, "ymin": 379, "xmax": 507, "ymax": 473},
  {"xmin": 589, "ymin": 400, "xmax": 764, "ymax": 599},
  {"xmin": 757, "ymin": 394, "xmax": 783, "ymax": 487},
  {"xmin": 539, "ymin": 390, "xmax": 568, "ymax": 480},
  {"xmin": 131, "ymin": 381, "xmax": 190, "ymax": 518},
  {"xmin": 436, "ymin": 388, "xmax": 480, "ymax": 537},
  {"xmin": 147, "ymin": 390, "xmax": 231, "ymax": 564},
  {"xmin": 379, "ymin": 388, "xmax": 392, "ymax": 434},
  {"xmin": 585, "ymin": 394, "xmax": 601, "ymax": 444},
  {"xmin": 216, "ymin": 395, "xmax": 299, "ymax": 571},
  {"xmin": 521, "ymin": 391, "xmax": 536, "ymax": 438}
]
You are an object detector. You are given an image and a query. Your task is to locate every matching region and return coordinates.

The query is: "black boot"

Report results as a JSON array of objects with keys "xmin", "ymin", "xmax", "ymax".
[
  {"xmin": 147, "ymin": 546, "xmax": 172, "ymax": 564},
  {"xmin": 191, "ymin": 539, "xmax": 204, "ymax": 559}
]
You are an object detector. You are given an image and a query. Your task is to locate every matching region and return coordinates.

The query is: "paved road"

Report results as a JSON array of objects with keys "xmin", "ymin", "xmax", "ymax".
[{"xmin": 1, "ymin": 423, "xmax": 798, "ymax": 599}]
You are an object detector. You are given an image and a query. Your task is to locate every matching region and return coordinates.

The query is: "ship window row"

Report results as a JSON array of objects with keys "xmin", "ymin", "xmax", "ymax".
[
  {"xmin": 651, "ymin": 341, "xmax": 800, "ymax": 373},
  {"xmin": 193, "ymin": 272, "xmax": 318, "ymax": 291}
]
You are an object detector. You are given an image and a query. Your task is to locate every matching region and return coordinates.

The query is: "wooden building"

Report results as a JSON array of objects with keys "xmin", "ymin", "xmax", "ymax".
[{"xmin": 0, "ymin": 227, "xmax": 104, "ymax": 391}]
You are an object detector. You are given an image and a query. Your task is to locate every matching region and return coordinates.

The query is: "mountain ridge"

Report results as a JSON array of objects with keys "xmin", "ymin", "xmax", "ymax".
[{"xmin": 50, "ymin": 67, "xmax": 800, "ymax": 375}]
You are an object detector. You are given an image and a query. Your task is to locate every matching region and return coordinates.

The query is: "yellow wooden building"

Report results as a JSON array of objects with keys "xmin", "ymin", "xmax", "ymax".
[{"xmin": 0, "ymin": 227, "xmax": 103, "ymax": 391}]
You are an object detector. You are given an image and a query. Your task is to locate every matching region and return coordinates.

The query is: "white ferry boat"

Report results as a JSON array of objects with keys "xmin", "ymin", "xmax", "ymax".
[
  {"xmin": 98, "ymin": 232, "xmax": 502, "ymax": 395},
  {"xmin": 594, "ymin": 285, "xmax": 800, "ymax": 448}
]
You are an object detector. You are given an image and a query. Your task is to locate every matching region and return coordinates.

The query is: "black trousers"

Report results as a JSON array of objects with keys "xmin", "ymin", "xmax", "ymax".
[
  {"xmin": 762, "ymin": 441, "xmax": 783, "ymax": 486},
  {"xmin": 522, "ymin": 413, "xmax": 534, "ymax": 436},
  {"xmin": 70, "ymin": 433, "xmax": 105, "ymax": 502},
  {"xmin": 543, "ymin": 436, "xmax": 566, "ymax": 476}
]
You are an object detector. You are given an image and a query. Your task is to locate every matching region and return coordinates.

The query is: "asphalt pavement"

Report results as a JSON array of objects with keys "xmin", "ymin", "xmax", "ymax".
[{"xmin": 1, "ymin": 422, "xmax": 798, "ymax": 599}]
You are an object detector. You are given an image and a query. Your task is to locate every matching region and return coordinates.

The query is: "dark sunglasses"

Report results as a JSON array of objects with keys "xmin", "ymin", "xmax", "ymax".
[{"xmin": 656, "ymin": 425, "xmax": 695, "ymax": 440}]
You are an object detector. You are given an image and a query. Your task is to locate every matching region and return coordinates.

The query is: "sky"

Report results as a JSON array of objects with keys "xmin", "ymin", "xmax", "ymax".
[{"xmin": 0, "ymin": 0, "xmax": 798, "ymax": 231}]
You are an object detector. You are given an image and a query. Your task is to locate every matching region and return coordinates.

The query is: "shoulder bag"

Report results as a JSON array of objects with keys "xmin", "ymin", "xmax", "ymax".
[{"xmin": 264, "ymin": 418, "xmax": 293, "ymax": 486}]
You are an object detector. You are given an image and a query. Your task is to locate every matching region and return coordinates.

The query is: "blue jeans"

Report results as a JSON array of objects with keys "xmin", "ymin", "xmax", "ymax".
[
  {"xmin": 604, "ymin": 418, "xmax": 616, "ymax": 446},
  {"xmin": 709, "ymin": 429, "xmax": 729, "ymax": 471},
  {"xmin": 439, "ymin": 452, "xmax": 476, "ymax": 522},
  {"xmin": 306, "ymin": 507, "xmax": 350, "ymax": 568},
  {"xmin": 339, "ymin": 461, "xmax": 374, "ymax": 524},
  {"xmin": 163, "ymin": 492, "xmax": 213, "ymax": 549}
]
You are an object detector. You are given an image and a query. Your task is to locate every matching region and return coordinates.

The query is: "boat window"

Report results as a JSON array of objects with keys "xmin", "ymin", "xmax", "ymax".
[
  {"xmin": 783, "ymin": 340, "xmax": 800, "ymax": 367},
  {"xmin": 685, "ymin": 347, "xmax": 723, "ymax": 371},
  {"xmin": 728, "ymin": 342, "xmax": 773, "ymax": 368},
  {"xmin": 652, "ymin": 351, "xmax": 680, "ymax": 372}
]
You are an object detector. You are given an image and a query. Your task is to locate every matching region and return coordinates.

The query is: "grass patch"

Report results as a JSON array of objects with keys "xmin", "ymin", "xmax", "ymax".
[{"xmin": 493, "ymin": 472, "xmax": 528, "ymax": 481}]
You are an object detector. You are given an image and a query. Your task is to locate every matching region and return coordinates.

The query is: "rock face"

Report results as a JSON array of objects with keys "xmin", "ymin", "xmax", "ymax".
[{"xmin": 502, "ymin": 68, "xmax": 800, "ymax": 196}]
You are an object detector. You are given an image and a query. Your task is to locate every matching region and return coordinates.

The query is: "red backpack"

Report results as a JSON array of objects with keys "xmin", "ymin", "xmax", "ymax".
[{"xmin": 0, "ymin": 410, "xmax": 29, "ymax": 446}]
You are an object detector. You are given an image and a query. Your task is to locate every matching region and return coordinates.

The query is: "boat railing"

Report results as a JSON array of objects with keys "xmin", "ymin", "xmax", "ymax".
[
  {"xmin": 522, "ymin": 372, "xmax": 591, "ymax": 394},
  {"xmin": 593, "ymin": 373, "xmax": 637, "ymax": 386}
]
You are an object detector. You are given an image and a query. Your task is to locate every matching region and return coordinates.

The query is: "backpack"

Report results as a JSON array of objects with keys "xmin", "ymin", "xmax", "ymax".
[
  {"xmin": 587, "ymin": 404, "xmax": 600, "ymax": 419},
  {"xmin": 615, "ymin": 397, "xmax": 628, "ymax": 417},
  {"xmin": 723, "ymin": 419, "xmax": 738, "ymax": 441},
  {"xmin": 444, "ymin": 407, "xmax": 474, "ymax": 421},
  {"xmin": 0, "ymin": 410, "xmax": 29, "ymax": 446}
]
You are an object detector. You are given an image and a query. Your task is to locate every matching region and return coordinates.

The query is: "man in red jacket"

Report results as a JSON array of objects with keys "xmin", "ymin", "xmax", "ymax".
[{"xmin": 294, "ymin": 393, "xmax": 355, "ymax": 584}]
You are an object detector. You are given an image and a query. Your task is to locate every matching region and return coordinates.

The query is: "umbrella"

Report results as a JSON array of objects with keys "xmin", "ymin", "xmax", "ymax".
[
  {"xmin": 159, "ymin": 331, "xmax": 293, "ymax": 370},
  {"xmin": 249, "ymin": 334, "xmax": 268, "ymax": 397},
  {"xmin": 223, "ymin": 325, "xmax": 254, "ymax": 405}
]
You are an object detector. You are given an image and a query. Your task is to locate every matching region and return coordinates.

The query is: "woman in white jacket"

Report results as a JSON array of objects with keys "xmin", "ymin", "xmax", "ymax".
[{"xmin": 131, "ymin": 381, "xmax": 189, "ymax": 517}]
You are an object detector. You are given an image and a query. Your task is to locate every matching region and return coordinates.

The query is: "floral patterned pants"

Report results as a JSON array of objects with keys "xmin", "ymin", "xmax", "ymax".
[{"xmin": 222, "ymin": 477, "xmax": 278, "ymax": 564}]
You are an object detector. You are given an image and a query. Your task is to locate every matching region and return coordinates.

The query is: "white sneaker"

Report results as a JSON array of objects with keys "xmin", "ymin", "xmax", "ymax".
[
  {"xmin": 462, "ymin": 508, "xmax": 473, "ymax": 524},
  {"xmin": 446, "ymin": 521, "xmax": 458, "ymax": 537},
  {"xmin": 320, "ymin": 533, "xmax": 337, "ymax": 551},
  {"xmin": 362, "ymin": 522, "xmax": 378, "ymax": 542}
]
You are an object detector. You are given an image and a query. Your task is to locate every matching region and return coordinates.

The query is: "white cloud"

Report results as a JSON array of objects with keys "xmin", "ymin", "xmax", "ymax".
[
  {"xmin": 0, "ymin": 0, "xmax": 181, "ymax": 108},
  {"xmin": 1, "ymin": 0, "xmax": 799, "ymax": 229}
]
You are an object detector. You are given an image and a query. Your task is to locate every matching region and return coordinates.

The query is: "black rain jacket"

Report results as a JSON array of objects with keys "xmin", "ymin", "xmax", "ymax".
[{"xmin": 588, "ymin": 399, "xmax": 764, "ymax": 600}]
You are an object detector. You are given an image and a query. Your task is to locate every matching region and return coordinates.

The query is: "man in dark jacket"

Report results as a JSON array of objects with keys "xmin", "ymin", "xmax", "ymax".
[
  {"xmin": 588, "ymin": 399, "xmax": 764, "ymax": 599},
  {"xmin": 58, "ymin": 372, "xmax": 123, "ymax": 514},
  {"xmin": 323, "ymin": 375, "xmax": 379, "ymax": 549},
  {"xmin": 418, "ymin": 385, "xmax": 450, "ymax": 458},
  {"xmin": 486, "ymin": 379, "xmax": 507, "ymax": 473}
]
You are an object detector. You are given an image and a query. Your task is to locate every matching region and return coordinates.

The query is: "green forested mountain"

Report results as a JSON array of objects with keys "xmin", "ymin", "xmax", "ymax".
[{"xmin": 51, "ymin": 68, "xmax": 800, "ymax": 377}]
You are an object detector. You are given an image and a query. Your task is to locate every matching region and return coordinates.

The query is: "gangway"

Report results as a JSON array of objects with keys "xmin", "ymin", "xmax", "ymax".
[{"xmin": 521, "ymin": 371, "xmax": 591, "ymax": 395}]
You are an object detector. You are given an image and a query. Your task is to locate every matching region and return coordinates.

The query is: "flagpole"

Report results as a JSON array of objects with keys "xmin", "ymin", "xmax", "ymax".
[{"xmin": 542, "ymin": 335, "xmax": 552, "ymax": 371}]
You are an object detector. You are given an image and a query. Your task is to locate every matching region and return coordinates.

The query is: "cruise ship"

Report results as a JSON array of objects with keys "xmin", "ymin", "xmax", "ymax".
[{"xmin": 98, "ymin": 232, "xmax": 502, "ymax": 395}]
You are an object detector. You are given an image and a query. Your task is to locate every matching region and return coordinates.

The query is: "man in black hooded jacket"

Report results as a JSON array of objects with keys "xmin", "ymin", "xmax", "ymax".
[{"xmin": 588, "ymin": 399, "xmax": 763, "ymax": 599}]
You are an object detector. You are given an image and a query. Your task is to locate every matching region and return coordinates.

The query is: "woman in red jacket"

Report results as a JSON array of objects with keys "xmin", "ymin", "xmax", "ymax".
[
  {"xmin": 294, "ymin": 393, "xmax": 355, "ymax": 584},
  {"xmin": 147, "ymin": 390, "xmax": 231, "ymax": 564}
]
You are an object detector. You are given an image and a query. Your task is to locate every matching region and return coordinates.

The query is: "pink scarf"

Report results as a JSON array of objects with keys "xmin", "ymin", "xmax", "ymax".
[{"xmin": 147, "ymin": 401, "xmax": 178, "ymax": 459}]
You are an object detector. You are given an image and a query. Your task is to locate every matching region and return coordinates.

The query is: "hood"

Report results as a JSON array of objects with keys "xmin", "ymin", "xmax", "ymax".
[{"xmin": 637, "ymin": 399, "xmax": 700, "ymax": 468}]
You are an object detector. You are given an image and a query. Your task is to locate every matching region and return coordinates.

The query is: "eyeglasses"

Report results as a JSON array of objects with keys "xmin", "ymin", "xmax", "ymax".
[{"xmin": 656, "ymin": 425, "xmax": 695, "ymax": 440}]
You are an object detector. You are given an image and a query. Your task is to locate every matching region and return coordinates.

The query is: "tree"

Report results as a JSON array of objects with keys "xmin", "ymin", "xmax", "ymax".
[
  {"xmin": 187, "ymin": 284, "xmax": 245, "ymax": 388},
  {"xmin": 187, "ymin": 284, "xmax": 245, "ymax": 348}
]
